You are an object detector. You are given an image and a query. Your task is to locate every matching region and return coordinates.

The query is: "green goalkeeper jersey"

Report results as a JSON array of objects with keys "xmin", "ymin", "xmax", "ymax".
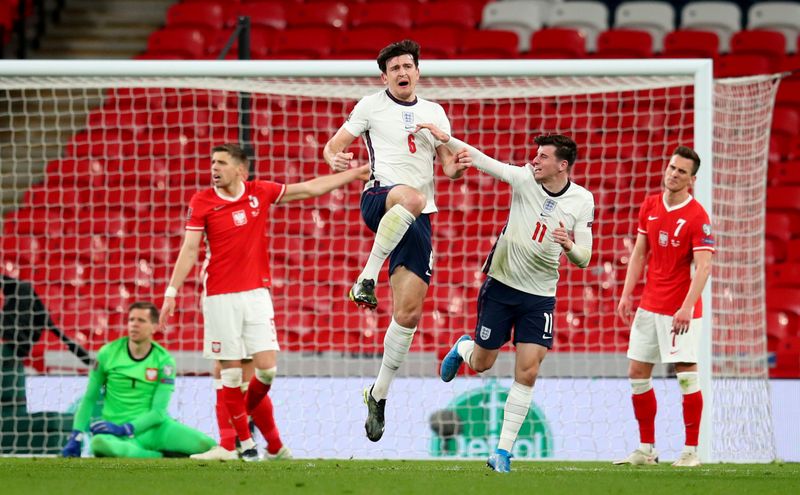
[{"xmin": 72, "ymin": 337, "xmax": 177, "ymax": 435}]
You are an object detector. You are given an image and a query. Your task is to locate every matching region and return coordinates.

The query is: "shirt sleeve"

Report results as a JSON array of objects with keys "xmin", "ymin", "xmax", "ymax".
[
  {"xmin": 565, "ymin": 193, "xmax": 595, "ymax": 268},
  {"xmin": 128, "ymin": 352, "xmax": 176, "ymax": 434},
  {"xmin": 636, "ymin": 196, "xmax": 652, "ymax": 235},
  {"xmin": 72, "ymin": 347, "xmax": 107, "ymax": 432},
  {"xmin": 691, "ymin": 210, "xmax": 716, "ymax": 253},
  {"xmin": 434, "ymin": 105, "xmax": 452, "ymax": 148},
  {"xmin": 342, "ymin": 96, "xmax": 371, "ymax": 138},
  {"xmin": 185, "ymin": 192, "xmax": 205, "ymax": 232},
  {"xmin": 446, "ymin": 136, "xmax": 528, "ymax": 185},
  {"xmin": 257, "ymin": 180, "xmax": 286, "ymax": 205}
]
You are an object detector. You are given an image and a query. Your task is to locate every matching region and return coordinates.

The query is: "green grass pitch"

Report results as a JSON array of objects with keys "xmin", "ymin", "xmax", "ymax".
[{"xmin": 1, "ymin": 458, "xmax": 797, "ymax": 495}]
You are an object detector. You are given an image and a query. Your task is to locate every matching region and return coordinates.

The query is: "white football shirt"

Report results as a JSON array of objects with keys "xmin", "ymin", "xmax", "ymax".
[
  {"xmin": 343, "ymin": 89, "xmax": 451, "ymax": 214},
  {"xmin": 447, "ymin": 137, "xmax": 595, "ymax": 297}
]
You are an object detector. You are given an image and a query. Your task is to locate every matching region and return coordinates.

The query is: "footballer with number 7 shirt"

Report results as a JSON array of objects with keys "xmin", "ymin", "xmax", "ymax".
[
  {"xmin": 613, "ymin": 146, "xmax": 715, "ymax": 468},
  {"xmin": 159, "ymin": 143, "xmax": 370, "ymax": 461}
]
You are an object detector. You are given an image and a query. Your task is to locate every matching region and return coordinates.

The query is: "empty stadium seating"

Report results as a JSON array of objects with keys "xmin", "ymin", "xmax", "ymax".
[
  {"xmin": 614, "ymin": 1, "xmax": 675, "ymax": 51},
  {"xmin": 3, "ymin": 0, "xmax": 799, "ymax": 376}
]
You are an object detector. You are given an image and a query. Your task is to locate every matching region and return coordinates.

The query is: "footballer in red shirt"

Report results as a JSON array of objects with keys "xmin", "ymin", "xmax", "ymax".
[
  {"xmin": 159, "ymin": 143, "xmax": 369, "ymax": 461},
  {"xmin": 614, "ymin": 146, "xmax": 714, "ymax": 468}
]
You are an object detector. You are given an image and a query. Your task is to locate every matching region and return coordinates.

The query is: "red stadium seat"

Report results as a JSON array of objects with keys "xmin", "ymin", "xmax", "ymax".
[
  {"xmin": 348, "ymin": 2, "xmax": 413, "ymax": 31},
  {"xmin": 767, "ymin": 186, "xmax": 800, "ymax": 211},
  {"xmin": 714, "ymin": 53, "xmax": 772, "ymax": 77},
  {"xmin": 662, "ymin": 30, "xmax": 719, "ymax": 58},
  {"xmin": 595, "ymin": 29, "xmax": 653, "ymax": 58},
  {"xmin": 23, "ymin": 184, "xmax": 83, "ymax": 208},
  {"xmin": 529, "ymin": 28, "xmax": 587, "ymax": 59},
  {"xmin": 205, "ymin": 27, "xmax": 270, "ymax": 59},
  {"xmin": 146, "ymin": 27, "xmax": 206, "ymax": 59},
  {"xmin": 0, "ymin": 234, "xmax": 46, "ymax": 266},
  {"xmin": 411, "ymin": 26, "xmax": 460, "ymax": 59},
  {"xmin": 777, "ymin": 80, "xmax": 800, "ymax": 113},
  {"xmin": 767, "ymin": 287, "xmax": 800, "ymax": 316},
  {"xmin": 771, "ymin": 108, "xmax": 800, "ymax": 161},
  {"xmin": 166, "ymin": 1, "xmax": 225, "ymax": 29},
  {"xmin": 236, "ymin": 1, "xmax": 287, "ymax": 30},
  {"xmin": 414, "ymin": 1, "xmax": 478, "ymax": 30},
  {"xmin": 788, "ymin": 239, "xmax": 800, "ymax": 262},
  {"xmin": 269, "ymin": 28, "xmax": 336, "ymax": 58},
  {"xmin": 770, "ymin": 161, "xmax": 800, "ymax": 186},
  {"xmin": 65, "ymin": 129, "xmax": 136, "ymax": 158},
  {"xmin": 765, "ymin": 211, "xmax": 800, "ymax": 242},
  {"xmin": 334, "ymin": 27, "xmax": 405, "ymax": 59},
  {"xmin": 766, "ymin": 262, "xmax": 800, "ymax": 288},
  {"xmin": 765, "ymin": 237, "xmax": 787, "ymax": 264},
  {"xmin": 730, "ymin": 30, "xmax": 786, "ymax": 73},
  {"xmin": 286, "ymin": 1, "xmax": 348, "ymax": 29},
  {"xmin": 459, "ymin": 29, "xmax": 519, "ymax": 58}
]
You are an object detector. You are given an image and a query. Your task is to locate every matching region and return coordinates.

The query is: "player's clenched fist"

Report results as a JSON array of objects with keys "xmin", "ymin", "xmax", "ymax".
[{"xmin": 331, "ymin": 151, "xmax": 354, "ymax": 172}]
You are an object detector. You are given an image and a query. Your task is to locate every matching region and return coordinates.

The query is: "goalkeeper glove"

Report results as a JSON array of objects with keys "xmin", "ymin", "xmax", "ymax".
[
  {"xmin": 90, "ymin": 421, "xmax": 134, "ymax": 437},
  {"xmin": 61, "ymin": 430, "xmax": 83, "ymax": 457}
]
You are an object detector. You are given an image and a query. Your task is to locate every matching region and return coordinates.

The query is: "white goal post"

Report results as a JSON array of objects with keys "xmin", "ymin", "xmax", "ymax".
[{"xmin": 0, "ymin": 59, "xmax": 776, "ymax": 462}]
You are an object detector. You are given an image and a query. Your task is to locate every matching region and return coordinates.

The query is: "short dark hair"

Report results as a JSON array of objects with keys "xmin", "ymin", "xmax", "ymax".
[
  {"xmin": 212, "ymin": 143, "xmax": 249, "ymax": 167},
  {"xmin": 672, "ymin": 145, "xmax": 701, "ymax": 175},
  {"xmin": 377, "ymin": 39, "xmax": 420, "ymax": 73},
  {"xmin": 128, "ymin": 301, "xmax": 159, "ymax": 324},
  {"xmin": 534, "ymin": 134, "xmax": 578, "ymax": 169}
]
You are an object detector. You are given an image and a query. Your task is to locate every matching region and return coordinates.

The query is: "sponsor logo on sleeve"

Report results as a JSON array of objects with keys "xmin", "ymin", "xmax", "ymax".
[
  {"xmin": 186, "ymin": 207, "xmax": 193, "ymax": 221},
  {"xmin": 702, "ymin": 223, "xmax": 712, "ymax": 236}
]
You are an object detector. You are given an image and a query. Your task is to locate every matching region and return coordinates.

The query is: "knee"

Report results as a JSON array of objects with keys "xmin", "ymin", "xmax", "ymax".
[
  {"xmin": 515, "ymin": 366, "xmax": 539, "ymax": 387},
  {"xmin": 471, "ymin": 353, "xmax": 495, "ymax": 373},
  {"xmin": 90, "ymin": 436, "xmax": 112, "ymax": 457},
  {"xmin": 219, "ymin": 367, "xmax": 243, "ymax": 388},
  {"xmin": 627, "ymin": 362, "xmax": 651, "ymax": 380},
  {"xmin": 392, "ymin": 188, "xmax": 426, "ymax": 216},
  {"xmin": 255, "ymin": 367, "xmax": 277, "ymax": 385},
  {"xmin": 393, "ymin": 308, "xmax": 421, "ymax": 329}
]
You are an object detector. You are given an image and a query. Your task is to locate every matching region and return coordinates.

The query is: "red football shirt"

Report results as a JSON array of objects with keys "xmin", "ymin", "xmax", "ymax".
[
  {"xmin": 637, "ymin": 193, "xmax": 715, "ymax": 318},
  {"xmin": 186, "ymin": 180, "xmax": 285, "ymax": 296}
]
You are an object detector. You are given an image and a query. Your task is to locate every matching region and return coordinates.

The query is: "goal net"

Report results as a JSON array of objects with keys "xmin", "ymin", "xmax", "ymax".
[{"xmin": 0, "ymin": 60, "xmax": 777, "ymax": 462}]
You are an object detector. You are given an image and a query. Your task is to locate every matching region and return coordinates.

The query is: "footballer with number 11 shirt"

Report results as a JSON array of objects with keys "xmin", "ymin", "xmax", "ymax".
[
  {"xmin": 160, "ymin": 143, "xmax": 370, "ymax": 461},
  {"xmin": 614, "ymin": 146, "xmax": 715, "ymax": 468}
]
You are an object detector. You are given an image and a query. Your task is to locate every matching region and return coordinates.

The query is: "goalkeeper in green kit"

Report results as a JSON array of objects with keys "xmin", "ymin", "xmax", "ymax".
[{"xmin": 61, "ymin": 302, "xmax": 215, "ymax": 458}]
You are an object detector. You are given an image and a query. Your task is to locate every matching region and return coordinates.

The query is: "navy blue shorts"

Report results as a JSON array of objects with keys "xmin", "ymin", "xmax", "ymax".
[
  {"xmin": 360, "ymin": 185, "xmax": 433, "ymax": 285},
  {"xmin": 474, "ymin": 277, "xmax": 556, "ymax": 350}
]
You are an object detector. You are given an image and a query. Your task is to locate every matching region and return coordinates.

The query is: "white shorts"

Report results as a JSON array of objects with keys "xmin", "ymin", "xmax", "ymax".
[
  {"xmin": 202, "ymin": 288, "xmax": 280, "ymax": 360},
  {"xmin": 626, "ymin": 308, "xmax": 702, "ymax": 364}
]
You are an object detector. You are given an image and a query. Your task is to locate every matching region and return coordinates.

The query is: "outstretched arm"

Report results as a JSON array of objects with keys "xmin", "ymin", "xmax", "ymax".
[
  {"xmin": 279, "ymin": 164, "xmax": 371, "ymax": 204},
  {"xmin": 415, "ymin": 123, "xmax": 517, "ymax": 183}
]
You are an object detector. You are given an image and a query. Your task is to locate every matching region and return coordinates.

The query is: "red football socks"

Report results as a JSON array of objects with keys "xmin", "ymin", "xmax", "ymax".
[{"xmin": 632, "ymin": 389, "xmax": 657, "ymax": 444}]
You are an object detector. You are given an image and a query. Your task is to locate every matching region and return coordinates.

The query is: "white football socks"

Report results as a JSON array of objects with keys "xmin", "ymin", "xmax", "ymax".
[
  {"xmin": 497, "ymin": 381, "xmax": 533, "ymax": 452},
  {"xmin": 358, "ymin": 204, "xmax": 416, "ymax": 283},
  {"xmin": 371, "ymin": 318, "xmax": 416, "ymax": 401},
  {"xmin": 457, "ymin": 338, "xmax": 476, "ymax": 370}
]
